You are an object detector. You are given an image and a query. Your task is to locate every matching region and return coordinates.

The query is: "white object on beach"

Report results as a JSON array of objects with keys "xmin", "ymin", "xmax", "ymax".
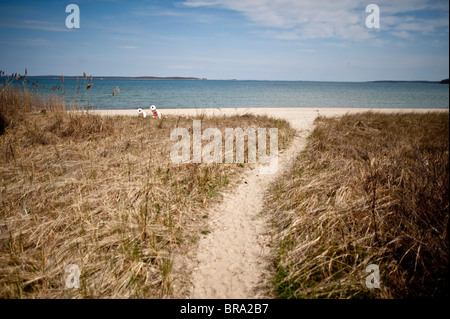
[
  {"xmin": 150, "ymin": 105, "xmax": 162, "ymax": 119},
  {"xmin": 137, "ymin": 108, "xmax": 147, "ymax": 118}
]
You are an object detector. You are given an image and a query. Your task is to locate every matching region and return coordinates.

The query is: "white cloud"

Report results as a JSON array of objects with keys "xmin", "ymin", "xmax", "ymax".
[
  {"xmin": 391, "ymin": 31, "xmax": 410, "ymax": 39},
  {"xmin": 167, "ymin": 65, "xmax": 197, "ymax": 69},
  {"xmin": 182, "ymin": 0, "xmax": 371, "ymax": 40},
  {"xmin": 0, "ymin": 19, "xmax": 68, "ymax": 32},
  {"xmin": 7, "ymin": 38, "xmax": 55, "ymax": 46},
  {"xmin": 298, "ymin": 48, "xmax": 316, "ymax": 53},
  {"xmin": 182, "ymin": 1, "xmax": 222, "ymax": 8},
  {"xmin": 264, "ymin": 30, "xmax": 300, "ymax": 40},
  {"xmin": 181, "ymin": 0, "xmax": 448, "ymax": 41}
]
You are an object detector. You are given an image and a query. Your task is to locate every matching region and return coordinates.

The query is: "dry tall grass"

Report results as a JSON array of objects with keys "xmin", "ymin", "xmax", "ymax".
[
  {"xmin": 0, "ymin": 83, "xmax": 295, "ymax": 298},
  {"xmin": 266, "ymin": 112, "xmax": 449, "ymax": 298}
]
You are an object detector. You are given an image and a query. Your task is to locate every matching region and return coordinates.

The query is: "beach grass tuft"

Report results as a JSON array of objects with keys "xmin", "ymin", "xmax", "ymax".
[{"xmin": 265, "ymin": 111, "xmax": 449, "ymax": 298}]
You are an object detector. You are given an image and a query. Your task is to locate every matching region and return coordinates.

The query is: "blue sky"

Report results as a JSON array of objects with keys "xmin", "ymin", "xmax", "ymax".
[{"xmin": 0, "ymin": 0, "xmax": 448, "ymax": 81}]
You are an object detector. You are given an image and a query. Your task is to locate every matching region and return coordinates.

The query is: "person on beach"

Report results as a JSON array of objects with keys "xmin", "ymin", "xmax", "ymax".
[
  {"xmin": 150, "ymin": 105, "xmax": 162, "ymax": 119},
  {"xmin": 137, "ymin": 108, "xmax": 147, "ymax": 118}
]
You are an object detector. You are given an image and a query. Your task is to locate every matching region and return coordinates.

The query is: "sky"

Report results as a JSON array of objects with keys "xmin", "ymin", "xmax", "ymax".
[{"xmin": 0, "ymin": 0, "xmax": 448, "ymax": 81}]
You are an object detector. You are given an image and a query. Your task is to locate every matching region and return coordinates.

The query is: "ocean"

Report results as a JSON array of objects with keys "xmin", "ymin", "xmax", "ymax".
[{"xmin": 2, "ymin": 78, "xmax": 449, "ymax": 110}]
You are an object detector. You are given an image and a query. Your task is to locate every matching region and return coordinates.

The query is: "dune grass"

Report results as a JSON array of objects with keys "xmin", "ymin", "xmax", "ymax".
[
  {"xmin": 0, "ymin": 83, "xmax": 295, "ymax": 298},
  {"xmin": 266, "ymin": 111, "xmax": 449, "ymax": 298}
]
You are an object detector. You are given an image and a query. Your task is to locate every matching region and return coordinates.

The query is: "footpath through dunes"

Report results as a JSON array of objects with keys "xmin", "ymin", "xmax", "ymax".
[
  {"xmin": 161, "ymin": 108, "xmax": 447, "ymax": 299},
  {"xmin": 175, "ymin": 110, "xmax": 316, "ymax": 299},
  {"xmin": 93, "ymin": 107, "xmax": 447, "ymax": 299},
  {"xmin": 187, "ymin": 127, "xmax": 313, "ymax": 299}
]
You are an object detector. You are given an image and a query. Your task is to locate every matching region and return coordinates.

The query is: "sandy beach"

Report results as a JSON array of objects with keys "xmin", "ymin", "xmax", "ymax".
[
  {"xmin": 93, "ymin": 107, "xmax": 448, "ymax": 298},
  {"xmin": 94, "ymin": 107, "xmax": 448, "ymax": 131}
]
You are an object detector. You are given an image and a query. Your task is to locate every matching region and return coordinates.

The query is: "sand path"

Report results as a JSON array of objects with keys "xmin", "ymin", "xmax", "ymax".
[
  {"xmin": 188, "ymin": 130, "xmax": 312, "ymax": 299},
  {"xmin": 181, "ymin": 109, "xmax": 317, "ymax": 299},
  {"xmin": 94, "ymin": 108, "xmax": 446, "ymax": 298}
]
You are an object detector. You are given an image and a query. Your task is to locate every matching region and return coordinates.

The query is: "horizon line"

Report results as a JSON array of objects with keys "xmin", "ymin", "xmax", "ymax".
[{"xmin": 3, "ymin": 75, "xmax": 449, "ymax": 83}]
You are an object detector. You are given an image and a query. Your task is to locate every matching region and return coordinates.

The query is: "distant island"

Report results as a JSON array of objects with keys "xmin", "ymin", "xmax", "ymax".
[
  {"xmin": 368, "ymin": 79, "xmax": 449, "ymax": 84},
  {"xmin": 18, "ymin": 76, "xmax": 449, "ymax": 83}
]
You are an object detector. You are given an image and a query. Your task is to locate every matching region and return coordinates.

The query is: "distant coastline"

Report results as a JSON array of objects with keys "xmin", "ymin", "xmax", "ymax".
[
  {"xmin": 368, "ymin": 79, "xmax": 449, "ymax": 84},
  {"xmin": 20, "ymin": 76, "xmax": 449, "ymax": 84},
  {"xmin": 24, "ymin": 76, "xmax": 206, "ymax": 80}
]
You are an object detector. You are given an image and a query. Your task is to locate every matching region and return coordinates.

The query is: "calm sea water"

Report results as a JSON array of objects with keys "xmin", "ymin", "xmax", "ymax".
[{"xmin": 2, "ymin": 78, "xmax": 449, "ymax": 109}]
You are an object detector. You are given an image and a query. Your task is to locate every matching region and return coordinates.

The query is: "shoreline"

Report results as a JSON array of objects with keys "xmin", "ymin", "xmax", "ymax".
[{"xmin": 92, "ymin": 108, "xmax": 449, "ymax": 131}]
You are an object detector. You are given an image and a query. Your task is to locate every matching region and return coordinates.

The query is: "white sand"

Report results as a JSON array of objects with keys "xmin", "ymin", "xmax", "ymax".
[
  {"xmin": 188, "ymin": 125, "xmax": 310, "ymax": 299},
  {"xmin": 94, "ymin": 107, "xmax": 447, "ymax": 131},
  {"xmin": 95, "ymin": 107, "xmax": 448, "ymax": 298}
]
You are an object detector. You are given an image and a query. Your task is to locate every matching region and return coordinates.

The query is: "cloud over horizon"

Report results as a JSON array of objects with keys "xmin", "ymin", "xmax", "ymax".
[{"xmin": 182, "ymin": 0, "xmax": 449, "ymax": 42}]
